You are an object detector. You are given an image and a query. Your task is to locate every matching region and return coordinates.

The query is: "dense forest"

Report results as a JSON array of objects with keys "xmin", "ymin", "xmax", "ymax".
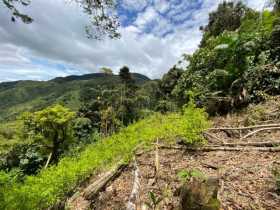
[{"xmin": 1, "ymin": 0, "xmax": 280, "ymax": 209}]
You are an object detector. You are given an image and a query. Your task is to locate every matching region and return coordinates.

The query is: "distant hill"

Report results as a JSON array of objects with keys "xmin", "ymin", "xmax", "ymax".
[{"xmin": 0, "ymin": 73, "xmax": 150, "ymax": 121}]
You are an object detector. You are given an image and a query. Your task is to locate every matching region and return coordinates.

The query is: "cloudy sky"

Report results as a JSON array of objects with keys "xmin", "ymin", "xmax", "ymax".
[{"xmin": 0, "ymin": 0, "xmax": 266, "ymax": 82}]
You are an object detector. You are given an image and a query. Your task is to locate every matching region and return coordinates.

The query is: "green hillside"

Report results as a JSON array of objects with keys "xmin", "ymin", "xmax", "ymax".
[
  {"xmin": 1, "ymin": 1, "xmax": 280, "ymax": 210},
  {"xmin": 0, "ymin": 73, "xmax": 150, "ymax": 121}
]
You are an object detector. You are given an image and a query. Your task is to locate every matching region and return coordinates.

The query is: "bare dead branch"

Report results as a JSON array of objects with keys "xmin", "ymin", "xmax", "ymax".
[
  {"xmin": 212, "ymin": 141, "xmax": 280, "ymax": 147},
  {"xmin": 203, "ymin": 131, "xmax": 223, "ymax": 142},
  {"xmin": 158, "ymin": 144, "xmax": 280, "ymax": 152},
  {"xmin": 208, "ymin": 123, "xmax": 280, "ymax": 131},
  {"xmin": 241, "ymin": 127, "xmax": 280, "ymax": 139}
]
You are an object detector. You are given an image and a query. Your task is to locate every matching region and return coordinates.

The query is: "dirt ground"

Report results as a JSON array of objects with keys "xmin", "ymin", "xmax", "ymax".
[
  {"xmin": 91, "ymin": 147, "xmax": 279, "ymax": 210},
  {"xmin": 68, "ymin": 99, "xmax": 280, "ymax": 210}
]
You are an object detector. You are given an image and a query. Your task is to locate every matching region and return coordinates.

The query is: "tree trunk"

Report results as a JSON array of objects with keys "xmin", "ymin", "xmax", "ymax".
[{"xmin": 52, "ymin": 131, "xmax": 60, "ymax": 164}]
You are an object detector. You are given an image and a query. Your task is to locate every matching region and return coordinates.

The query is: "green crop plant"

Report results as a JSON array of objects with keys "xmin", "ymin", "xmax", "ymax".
[{"xmin": 0, "ymin": 103, "xmax": 209, "ymax": 210}]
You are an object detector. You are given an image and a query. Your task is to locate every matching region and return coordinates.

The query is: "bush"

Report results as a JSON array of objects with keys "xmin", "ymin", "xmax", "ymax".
[{"xmin": 0, "ymin": 143, "xmax": 45, "ymax": 175}]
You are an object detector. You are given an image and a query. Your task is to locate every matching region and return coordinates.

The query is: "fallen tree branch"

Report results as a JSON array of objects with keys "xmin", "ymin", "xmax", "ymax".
[
  {"xmin": 201, "ymin": 162, "xmax": 219, "ymax": 170},
  {"xmin": 208, "ymin": 123, "xmax": 280, "ymax": 131},
  {"xmin": 158, "ymin": 144, "xmax": 280, "ymax": 152},
  {"xmin": 83, "ymin": 162, "xmax": 127, "ymax": 200},
  {"xmin": 203, "ymin": 132, "xmax": 223, "ymax": 142},
  {"xmin": 212, "ymin": 141, "xmax": 280, "ymax": 147},
  {"xmin": 126, "ymin": 159, "xmax": 140, "ymax": 210},
  {"xmin": 241, "ymin": 127, "xmax": 280, "ymax": 139}
]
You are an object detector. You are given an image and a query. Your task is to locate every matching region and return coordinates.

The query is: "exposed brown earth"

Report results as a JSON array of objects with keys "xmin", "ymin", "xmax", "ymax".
[{"xmin": 67, "ymin": 98, "xmax": 280, "ymax": 210}]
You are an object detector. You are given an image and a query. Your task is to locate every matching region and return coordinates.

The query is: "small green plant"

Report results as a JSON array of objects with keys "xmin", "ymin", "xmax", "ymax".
[
  {"xmin": 145, "ymin": 191, "xmax": 163, "ymax": 210},
  {"xmin": 245, "ymin": 105, "xmax": 269, "ymax": 125},
  {"xmin": 177, "ymin": 169, "xmax": 206, "ymax": 182}
]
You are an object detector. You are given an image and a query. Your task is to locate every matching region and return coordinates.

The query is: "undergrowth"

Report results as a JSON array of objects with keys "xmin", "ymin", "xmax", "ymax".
[{"xmin": 0, "ymin": 104, "xmax": 210, "ymax": 210}]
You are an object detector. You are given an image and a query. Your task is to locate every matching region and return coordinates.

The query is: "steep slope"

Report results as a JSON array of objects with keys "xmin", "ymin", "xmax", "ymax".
[{"xmin": 0, "ymin": 73, "xmax": 150, "ymax": 121}]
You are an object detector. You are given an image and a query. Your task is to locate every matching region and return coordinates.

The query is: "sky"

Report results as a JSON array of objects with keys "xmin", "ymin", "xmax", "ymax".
[{"xmin": 0, "ymin": 0, "xmax": 267, "ymax": 82}]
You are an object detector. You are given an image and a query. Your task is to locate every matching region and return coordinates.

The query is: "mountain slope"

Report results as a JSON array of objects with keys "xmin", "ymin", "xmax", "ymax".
[{"xmin": 0, "ymin": 73, "xmax": 150, "ymax": 121}]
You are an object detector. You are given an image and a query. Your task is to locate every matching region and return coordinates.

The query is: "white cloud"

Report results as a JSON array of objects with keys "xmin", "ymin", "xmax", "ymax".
[
  {"xmin": 121, "ymin": 0, "xmax": 149, "ymax": 11},
  {"xmin": 0, "ymin": 0, "xmax": 267, "ymax": 82},
  {"xmin": 134, "ymin": 7, "xmax": 159, "ymax": 29}
]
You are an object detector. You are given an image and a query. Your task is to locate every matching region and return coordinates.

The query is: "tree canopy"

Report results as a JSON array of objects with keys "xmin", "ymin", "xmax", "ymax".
[{"xmin": 2, "ymin": 0, "xmax": 120, "ymax": 39}]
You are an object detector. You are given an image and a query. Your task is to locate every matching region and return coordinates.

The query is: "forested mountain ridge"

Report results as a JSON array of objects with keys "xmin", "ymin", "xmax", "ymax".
[{"xmin": 0, "ymin": 72, "xmax": 150, "ymax": 121}]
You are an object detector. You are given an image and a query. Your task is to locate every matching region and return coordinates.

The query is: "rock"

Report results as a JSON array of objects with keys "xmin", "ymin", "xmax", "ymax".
[{"xmin": 179, "ymin": 177, "xmax": 220, "ymax": 210}]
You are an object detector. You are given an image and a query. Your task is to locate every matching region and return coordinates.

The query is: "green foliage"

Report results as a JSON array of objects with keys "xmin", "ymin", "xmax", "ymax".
[
  {"xmin": 3, "ymin": 0, "xmax": 120, "ymax": 39},
  {"xmin": 159, "ymin": 66, "xmax": 183, "ymax": 98},
  {"xmin": 271, "ymin": 18, "xmax": 280, "ymax": 62},
  {"xmin": 245, "ymin": 105, "xmax": 267, "ymax": 125},
  {"xmin": 73, "ymin": 117, "xmax": 93, "ymax": 141},
  {"xmin": 0, "ymin": 120, "xmax": 27, "ymax": 156},
  {"xmin": 272, "ymin": 0, "xmax": 280, "ymax": 12},
  {"xmin": 172, "ymin": 6, "xmax": 280, "ymax": 113},
  {"xmin": 201, "ymin": 1, "xmax": 249, "ymax": 46},
  {"xmin": 119, "ymin": 66, "xmax": 134, "ymax": 86},
  {"xmin": 135, "ymin": 80, "xmax": 161, "ymax": 111},
  {"xmin": 0, "ymin": 104, "xmax": 209, "ymax": 210},
  {"xmin": 99, "ymin": 67, "xmax": 113, "ymax": 75},
  {"xmin": 177, "ymin": 169, "xmax": 206, "ymax": 182},
  {"xmin": 155, "ymin": 100, "xmax": 177, "ymax": 113},
  {"xmin": 180, "ymin": 102, "xmax": 210, "ymax": 145},
  {"xmin": 22, "ymin": 104, "xmax": 75, "ymax": 163},
  {"xmin": 0, "ymin": 141, "xmax": 45, "ymax": 175}
]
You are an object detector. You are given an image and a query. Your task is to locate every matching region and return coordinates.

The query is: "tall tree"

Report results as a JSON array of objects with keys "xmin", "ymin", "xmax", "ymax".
[
  {"xmin": 205, "ymin": 1, "xmax": 247, "ymax": 36},
  {"xmin": 23, "ymin": 105, "xmax": 75, "ymax": 163},
  {"xmin": 200, "ymin": 1, "xmax": 248, "ymax": 46},
  {"xmin": 100, "ymin": 67, "xmax": 113, "ymax": 75},
  {"xmin": 119, "ymin": 66, "xmax": 132, "ymax": 84},
  {"xmin": 2, "ymin": 0, "xmax": 120, "ymax": 39},
  {"xmin": 272, "ymin": 0, "xmax": 280, "ymax": 12},
  {"xmin": 159, "ymin": 66, "xmax": 183, "ymax": 98}
]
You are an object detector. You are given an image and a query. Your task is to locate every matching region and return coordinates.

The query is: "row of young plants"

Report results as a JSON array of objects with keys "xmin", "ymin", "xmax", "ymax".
[{"xmin": 0, "ymin": 102, "xmax": 210, "ymax": 210}]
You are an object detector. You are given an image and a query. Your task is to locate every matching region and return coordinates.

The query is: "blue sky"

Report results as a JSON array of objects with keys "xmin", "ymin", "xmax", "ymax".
[{"xmin": 0, "ymin": 0, "xmax": 266, "ymax": 82}]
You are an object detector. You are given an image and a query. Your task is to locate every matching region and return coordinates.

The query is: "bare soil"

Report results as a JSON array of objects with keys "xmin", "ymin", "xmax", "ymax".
[{"xmin": 67, "ymin": 99, "xmax": 280, "ymax": 210}]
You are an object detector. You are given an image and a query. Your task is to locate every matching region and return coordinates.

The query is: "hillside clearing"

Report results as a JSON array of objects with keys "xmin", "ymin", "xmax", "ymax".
[{"xmin": 66, "ymin": 101, "xmax": 280, "ymax": 210}]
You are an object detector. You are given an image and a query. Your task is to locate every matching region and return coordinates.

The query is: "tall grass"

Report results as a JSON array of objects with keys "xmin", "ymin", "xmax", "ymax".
[{"xmin": 0, "ymin": 104, "xmax": 210, "ymax": 210}]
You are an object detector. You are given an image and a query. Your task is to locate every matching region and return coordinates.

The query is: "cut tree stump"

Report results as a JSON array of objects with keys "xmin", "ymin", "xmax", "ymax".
[{"xmin": 180, "ymin": 177, "xmax": 221, "ymax": 210}]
